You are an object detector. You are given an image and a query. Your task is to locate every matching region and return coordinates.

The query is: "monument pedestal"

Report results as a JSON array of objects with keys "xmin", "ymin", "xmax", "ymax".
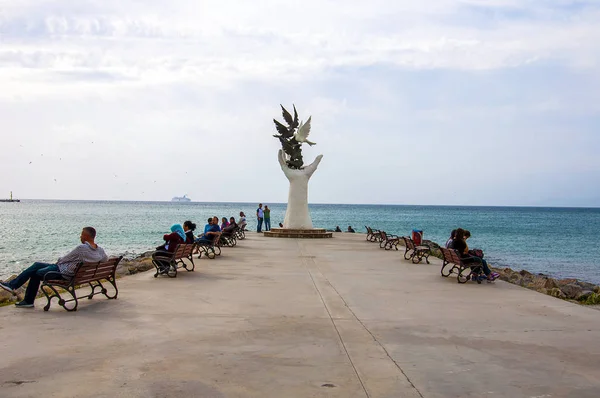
[{"xmin": 263, "ymin": 228, "xmax": 332, "ymax": 239}]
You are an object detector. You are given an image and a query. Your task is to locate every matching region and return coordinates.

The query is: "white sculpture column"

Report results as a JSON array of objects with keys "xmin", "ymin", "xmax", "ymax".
[{"xmin": 278, "ymin": 149, "xmax": 323, "ymax": 229}]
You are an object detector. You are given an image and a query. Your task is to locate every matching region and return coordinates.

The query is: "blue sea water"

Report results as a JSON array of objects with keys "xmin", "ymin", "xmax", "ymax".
[{"xmin": 1, "ymin": 200, "xmax": 599, "ymax": 284}]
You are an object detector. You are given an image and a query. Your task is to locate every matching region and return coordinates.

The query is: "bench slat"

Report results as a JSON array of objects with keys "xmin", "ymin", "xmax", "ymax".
[{"xmin": 47, "ymin": 257, "xmax": 122, "ymax": 287}]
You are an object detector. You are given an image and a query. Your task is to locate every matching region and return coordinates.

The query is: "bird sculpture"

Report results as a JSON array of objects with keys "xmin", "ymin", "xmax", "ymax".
[
  {"xmin": 272, "ymin": 105, "xmax": 316, "ymax": 169},
  {"xmin": 293, "ymin": 117, "xmax": 316, "ymax": 146}
]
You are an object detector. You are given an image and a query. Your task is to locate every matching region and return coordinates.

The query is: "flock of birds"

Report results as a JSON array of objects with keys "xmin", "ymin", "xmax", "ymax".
[{"xmin": 20, "ymin": 140, "xmax": 187, "ymax": 195}]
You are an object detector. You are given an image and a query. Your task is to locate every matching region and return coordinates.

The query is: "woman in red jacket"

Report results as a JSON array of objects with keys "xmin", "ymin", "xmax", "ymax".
[
  {"xmin": 157, "ymin": 224, "xmax": 186, "ymax": 252},
  {"xmin": 154, "ymin": 224, "xmax": 186, "ymax": 273}
]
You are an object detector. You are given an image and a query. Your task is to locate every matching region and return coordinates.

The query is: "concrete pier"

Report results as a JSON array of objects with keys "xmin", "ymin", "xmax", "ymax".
[{"xmin": 1, "ymin": 233, "xmax": 599, "ymax": 397}]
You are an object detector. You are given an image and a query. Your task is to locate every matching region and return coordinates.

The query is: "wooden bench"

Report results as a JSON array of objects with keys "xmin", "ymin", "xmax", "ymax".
[
  {"xmin": 220, "ymin": 227, "xmax": 238, "ymax": 247},
  {"xmin": 439, "ymin": 247, "xmax": 485, "ymax": 283},
  {"xmin": 365, "ymin": 226, "xmax": 382, "ymax": 242},
  {"xmin": 40, "ymin": 256, "xmax": 123, "ymax": 312},
  {"xmin": 401, "ymin": 236, "xmax": 431, "ymax": 264},
  {"xmin": 151, "ymin": 243, "xmax": 195, "ymax": 278},
  {"xmin": 379, "ymin": 231, "xmax": 400, "ymax": 250},
  {"xmin": 235, "ymin": 224, "xmax": 247, "ymax": 240},
  {"xmin": 196, "ymin": 233, "xmax": 221, "ymax": 259}
]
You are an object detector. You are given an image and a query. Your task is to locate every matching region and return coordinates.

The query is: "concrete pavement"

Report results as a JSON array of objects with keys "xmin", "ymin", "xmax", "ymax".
[{"xmin": 1, "ymin": 233, "xmax": 599, "ymax": 397}]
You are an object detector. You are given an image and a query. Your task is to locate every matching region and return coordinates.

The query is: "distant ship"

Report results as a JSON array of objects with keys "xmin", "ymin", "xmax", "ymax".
[
  {"xmin": 0, "ymin": 191, "xmax": 20, "ymax": 203},
  {"xmin": 171, "ymin": 194, "xmax": 191, "ymax": 202}
]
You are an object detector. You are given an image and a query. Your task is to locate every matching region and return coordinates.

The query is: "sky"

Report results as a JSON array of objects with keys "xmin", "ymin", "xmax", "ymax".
[{"xmin": 0, "ymin": 0, "xmax": 599, "ymax": 207}]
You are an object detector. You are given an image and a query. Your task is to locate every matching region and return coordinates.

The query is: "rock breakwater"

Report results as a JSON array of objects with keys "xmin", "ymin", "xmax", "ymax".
[{"xmin": 420, "ymin": 239, "xmax": 600, "ymax": 305}]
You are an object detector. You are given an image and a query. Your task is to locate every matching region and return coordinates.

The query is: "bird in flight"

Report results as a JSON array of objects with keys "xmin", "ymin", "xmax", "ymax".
[{"xmin": 293, "ymin": 116, "xmax": 316, "ymax": 146}]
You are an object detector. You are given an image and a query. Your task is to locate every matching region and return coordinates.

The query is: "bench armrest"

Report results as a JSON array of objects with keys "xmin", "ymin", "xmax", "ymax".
[
  {"xmin": 43, "ymin": 271, "xmax": 68, "ymax": 283},
  {"xmin": 461, "ymin": 255, "xmax": 482, "ymax": 264},
  {"xmin": 152, "ymin": 251, "xmax": 174, "ymax": 260}
]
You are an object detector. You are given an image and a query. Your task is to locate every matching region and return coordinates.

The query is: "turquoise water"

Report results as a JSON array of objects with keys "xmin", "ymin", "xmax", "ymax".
[{"xmin": 1, "ymin": 201, "xmax": 599, "ymax": 284}]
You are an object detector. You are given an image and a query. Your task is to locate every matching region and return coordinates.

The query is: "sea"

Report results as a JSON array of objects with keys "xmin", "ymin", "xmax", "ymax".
[{"xmin": 1, "ymin": 200, "xmax": 599, "ymax": 284}]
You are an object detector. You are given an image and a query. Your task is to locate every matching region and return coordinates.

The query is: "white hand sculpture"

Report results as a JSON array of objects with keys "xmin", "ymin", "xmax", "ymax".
[{"xmin": 278, "ymin": 149, "xmax": 323, "ymax": 229}]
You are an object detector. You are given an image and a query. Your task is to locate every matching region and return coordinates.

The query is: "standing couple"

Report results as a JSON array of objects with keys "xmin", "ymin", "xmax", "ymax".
[{"xmin": 256, "ymin": 203, "xmax": 271, "ymax": 232}]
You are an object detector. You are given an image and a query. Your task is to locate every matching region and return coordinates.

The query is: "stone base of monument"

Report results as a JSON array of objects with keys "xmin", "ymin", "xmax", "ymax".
[{"xmin": 263, "ymin": 228, "xmax": 333, "ymax": 239}]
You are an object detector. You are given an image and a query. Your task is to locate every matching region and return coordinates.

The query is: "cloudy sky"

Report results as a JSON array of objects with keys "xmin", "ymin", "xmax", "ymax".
[{"xmin": 1, "ymin": 0, "xmax": 599, "ymax": 206}]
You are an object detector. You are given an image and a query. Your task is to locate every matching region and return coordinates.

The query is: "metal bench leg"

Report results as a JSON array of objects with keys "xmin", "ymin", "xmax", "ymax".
[
  {"xmin": 102, "ymin": 277, "xmax": 119, "ymax": 299},
  {"xmin": 54, "ymin": 286, "xmax": 79, "ymax": 311},
  {"xmin": 184, "ymin": 256, "xmax": 195, "ymax": 272},
  {"xmin": 207, "ymin": 247, "xmax": 216, "ymax": 259},
  {"xmin": 440, "ymin": 261, "xmax": 452, "ymax": 277},
  {"xmin": 88, "ymin": 281, "xmax": 100, "ymax": 299},
  {"xmin": 167, "ymin": 261, "xmax": 177, "ymax": 278},
  {"xmin": 457, "ymin": 266, "xmax": 471, "ymax": 284},
  {"xmin": 41, "ymin": 284, "xmax": 60, "ymax": 311},
  {"xmin": 412, "ymin": 251, "xmax": 422, "ymax": 264}
]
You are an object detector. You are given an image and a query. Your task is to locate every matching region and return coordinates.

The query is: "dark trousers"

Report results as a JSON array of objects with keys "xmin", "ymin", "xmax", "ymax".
[
  {"xmin": 153, "ymin": 251, "xmax": 173, "ymax": 270},
  {"xmin": 264, "ymin": 218, "xmax": 271, "ymax": 231},
  {"xmin": 7, "ymin": 262, "xmax": 63, "ymax": 304},
  {"xmin": 257, "ymin": 217, "xmax": 263, "ymax": 232},
  {"xmin": 464, "ymin": 257, "xmax": 491, "ymax": 276}
]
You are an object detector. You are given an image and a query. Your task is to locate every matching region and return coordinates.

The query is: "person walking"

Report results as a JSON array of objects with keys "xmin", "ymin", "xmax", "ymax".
[
  {"xmin": 256, "ymin": 203, "xmax": 264, "ymax": 232},
  {"xmin": 264, "ymin": 205, "xmax": 271, "ymax": 231}
]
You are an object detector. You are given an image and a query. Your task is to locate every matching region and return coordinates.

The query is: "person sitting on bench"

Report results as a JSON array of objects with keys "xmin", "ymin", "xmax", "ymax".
[
  {"xmin": 222, "ymin": 217, "xmax": 237, "ymax": 234},
  {"xmin": 228, "ymin": 217, "xmax": 237, "ymax": 229},
  {"xmin": 0, "ymin": 227, "xmax": 108, "ymax": 308},
  {"xmin": 154, "ymin": 224, "xmax": 186, "ymax": 273},
  {"xmin": 238, "ymin": 212, "xmax": 247, "ymax": 228},
  {"xmin": 156, "ymin": 224, "xmax": 186, "ymax": 252},
  {"xmin": 453, "ymin": 228, "xmax": 498, "ymax": 281},
  {"xmin": 196, "ymin": 218, "xmax": 220, "ymax": 244},
  {"xmin": 445, "ymin": 229, "xmax": 456, "ymax": 248},
  {"xmin": 183, "ymin": 221, "xmax": 197, "ymax": 244},
  {"xmin": 221, "ymin": 217, "xmax": 230, "ymax": 230}
]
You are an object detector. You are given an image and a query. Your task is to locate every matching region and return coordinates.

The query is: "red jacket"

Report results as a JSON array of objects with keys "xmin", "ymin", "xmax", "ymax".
[{"xmin": 162, "ymin": 232, "xmax": 183, "ymax": 252}]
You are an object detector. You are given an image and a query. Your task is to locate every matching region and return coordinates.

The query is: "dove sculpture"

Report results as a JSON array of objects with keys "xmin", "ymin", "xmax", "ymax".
[
  {"xmin": 293, "ymin": 117, "xmax": 316, "ymax": 146},
  {"xmin": 272, "ymin": 105, "xmax": 323, "ymax": 229}
]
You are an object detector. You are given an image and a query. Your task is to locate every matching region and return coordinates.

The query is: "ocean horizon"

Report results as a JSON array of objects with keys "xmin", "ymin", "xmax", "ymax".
[
  {"xmin": 1, "ymin": 200, "xmax": 599, "ymax": 284},
  {"xmin": 10, "ymin": 198, "xmax": 600, "ymax": 209}
]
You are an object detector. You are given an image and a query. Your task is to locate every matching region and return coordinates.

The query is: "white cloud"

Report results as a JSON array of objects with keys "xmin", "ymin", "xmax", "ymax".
[{"xmin": 0, "ymin": 0, "xmax": 599, "ymax": 205}]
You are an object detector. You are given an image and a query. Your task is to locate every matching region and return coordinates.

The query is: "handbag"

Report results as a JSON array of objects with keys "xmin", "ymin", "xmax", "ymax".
[{"xmin": 468, "ymin": 249, "xmax": 484, "ymax": 258}]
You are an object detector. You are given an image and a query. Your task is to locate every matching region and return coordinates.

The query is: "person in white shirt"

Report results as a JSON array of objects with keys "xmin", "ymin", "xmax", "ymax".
[
  {"xmin": 256, "ymin": 204, "xmax": 264, "ymax": 232},
  {"xmin": 0, "ymin": 227, "xmax": 108, "ymax": 308}
]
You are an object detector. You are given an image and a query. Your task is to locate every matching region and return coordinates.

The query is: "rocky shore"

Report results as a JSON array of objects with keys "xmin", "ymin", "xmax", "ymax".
[
  {"xmin": 423, "ymin": 239, "xmax": 600, "ymax": 305},
  {"xmin": 492, "ymin": 267, "xmax": 600, "ymax": 304}
]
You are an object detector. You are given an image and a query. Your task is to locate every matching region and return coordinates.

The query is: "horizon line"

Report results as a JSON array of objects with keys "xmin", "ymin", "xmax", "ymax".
[{"xmin": 8, "ymin": 198, "xmax": 600, "ymax": 210}]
